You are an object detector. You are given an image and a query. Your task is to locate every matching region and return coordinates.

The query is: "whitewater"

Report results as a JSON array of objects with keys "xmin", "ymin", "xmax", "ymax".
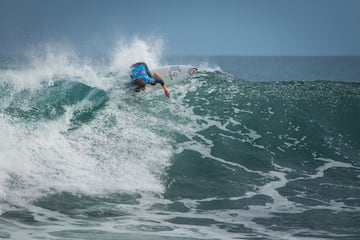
[{"xmin": 1, "ymin": 39, "xmax": 360, "ymax": 240}]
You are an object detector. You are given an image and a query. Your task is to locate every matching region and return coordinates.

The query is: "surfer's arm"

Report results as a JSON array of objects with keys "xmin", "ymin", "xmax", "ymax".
[
  {"xmin": 162, "ymin": 84, "xmax": 170, "ymax": 98},
  {"xmin": 152, "ymin": 72, "xmax": 170, "ymax": 98}
]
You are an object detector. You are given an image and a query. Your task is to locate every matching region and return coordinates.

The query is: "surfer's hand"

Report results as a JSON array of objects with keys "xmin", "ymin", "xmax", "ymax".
[
  {"xmin": 164, "ymin": 89, "xmax": 171, "ymax": 98},
  {"xmin": 162, "ymin": 84, "xmax": 170, "ymax": 98}
]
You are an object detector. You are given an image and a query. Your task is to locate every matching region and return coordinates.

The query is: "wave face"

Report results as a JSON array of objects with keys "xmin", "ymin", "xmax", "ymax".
[{"xmin": 1, "ymin": 42, "xmax": 360, "ymax": 239}]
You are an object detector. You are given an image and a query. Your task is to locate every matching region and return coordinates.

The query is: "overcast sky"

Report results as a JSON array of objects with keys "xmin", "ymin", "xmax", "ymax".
[{"xmin": 0, "ymin": 0, "xmax": 359, "ymax": 56}]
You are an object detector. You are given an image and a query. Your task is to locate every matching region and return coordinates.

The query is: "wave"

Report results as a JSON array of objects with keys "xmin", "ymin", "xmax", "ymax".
[
  {"xmin": 1, "ymin": 80, "xmax": 108, "ymax": 125},
  {"xmin": 1, "ymin": 39, "xmax": 360, "ymax": 239},
  {"xmin": 0, "ymin": 39, "xmax": 173, "ymax": 209}
]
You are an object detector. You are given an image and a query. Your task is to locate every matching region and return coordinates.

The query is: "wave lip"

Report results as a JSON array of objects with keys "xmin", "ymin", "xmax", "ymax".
[{"xmin": 1, "ymin": 80, "xmax": 108, "ymax": 124}]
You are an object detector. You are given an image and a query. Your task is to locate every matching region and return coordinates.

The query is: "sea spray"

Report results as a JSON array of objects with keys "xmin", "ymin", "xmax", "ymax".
[
  {"xmin": 110, "ymin": 37, "xmax": 164, "ymax": 76},
  {"xmin": 0, "ymin": 38, "xmax": 173, "ymax": 207}
]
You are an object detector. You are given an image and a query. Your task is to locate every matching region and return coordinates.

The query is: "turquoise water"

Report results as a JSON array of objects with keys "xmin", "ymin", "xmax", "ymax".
[{"xmin": 1, "ymin": 45, "xmax": 360, "ymax": 239}]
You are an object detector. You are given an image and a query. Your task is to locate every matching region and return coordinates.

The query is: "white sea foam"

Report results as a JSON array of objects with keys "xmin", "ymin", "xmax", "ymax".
[
  {"xmin": 0, "ymin": 37, "xmax": 173, "ymax": 208},
  {"xmin": 0, "ymin": 43, "xmax": 102, "ymax": 91},
  {"xmin": 109, "ymin": 37, "xmax": 164, "ymax": 77}
]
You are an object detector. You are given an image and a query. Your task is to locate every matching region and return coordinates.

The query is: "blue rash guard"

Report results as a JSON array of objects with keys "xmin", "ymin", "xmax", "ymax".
[
  {"xmin": 130, "ymin": 64, "xmax": 156, "ymax": 85},
  {"xmin": 129, "ymin": 62, "xmax": 165, "ymax": 92}
]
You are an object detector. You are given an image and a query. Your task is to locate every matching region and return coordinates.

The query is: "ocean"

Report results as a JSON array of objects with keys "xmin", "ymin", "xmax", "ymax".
[{"xmin": 1, "ymin": 42, "xmax": 360, "ymax": 240}]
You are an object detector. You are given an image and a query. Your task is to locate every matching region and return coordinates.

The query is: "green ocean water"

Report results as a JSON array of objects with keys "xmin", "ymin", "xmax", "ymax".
[{"xmin": 1, "ymin": 50, "xmax": 360, "ymax": 240}]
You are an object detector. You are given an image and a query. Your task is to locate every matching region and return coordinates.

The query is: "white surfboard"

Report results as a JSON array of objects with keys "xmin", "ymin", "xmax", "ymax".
[{"xmin": 152, "ymin": 65, "xmax": 198, "ymax": 87}]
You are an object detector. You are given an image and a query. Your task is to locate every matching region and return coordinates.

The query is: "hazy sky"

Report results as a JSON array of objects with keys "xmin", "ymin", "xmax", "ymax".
[{"xmin": 0, "ymin": 0, "xmax": 359, "ymax": 56}]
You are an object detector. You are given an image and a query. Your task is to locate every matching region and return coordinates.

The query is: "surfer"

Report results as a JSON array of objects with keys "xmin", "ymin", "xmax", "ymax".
[{"xmin": 130, "ymin": 62, "xmax": 171, "ymax": 98}]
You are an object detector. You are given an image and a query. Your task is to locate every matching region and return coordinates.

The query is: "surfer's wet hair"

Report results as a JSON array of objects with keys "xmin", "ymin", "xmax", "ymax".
[{"xmin": 134, "ymin": 78, "xmax": 146, "ymax": 92}]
